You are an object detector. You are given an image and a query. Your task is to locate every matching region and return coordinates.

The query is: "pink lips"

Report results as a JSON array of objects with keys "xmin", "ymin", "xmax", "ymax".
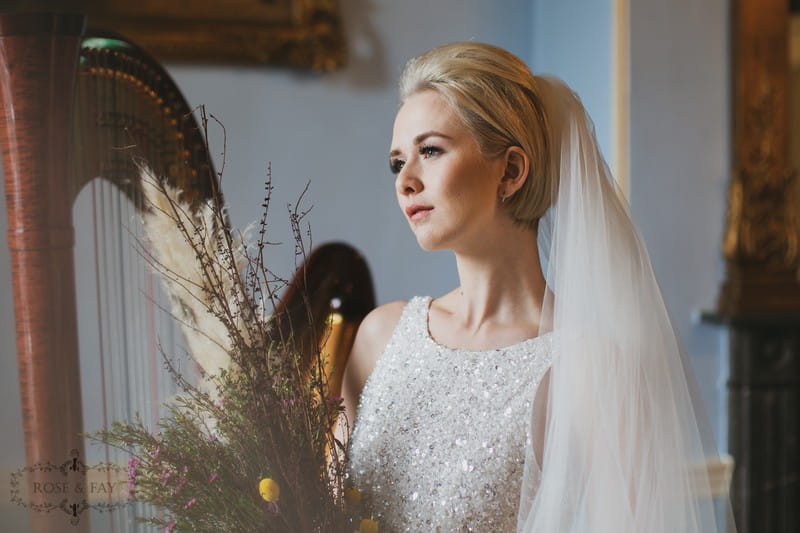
[{"xmin": 405, "ymin": 204, "xmax": 433, "ymax": 222}]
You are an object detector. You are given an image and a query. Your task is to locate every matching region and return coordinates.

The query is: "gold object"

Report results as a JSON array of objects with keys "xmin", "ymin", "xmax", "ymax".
[
  {"xmin": 717, "ymin": 0, "xmax": 800, "ymax": 313},
  {"xmin": 81, "ymin": 0, "xmax": 346, "ymax": 70}
]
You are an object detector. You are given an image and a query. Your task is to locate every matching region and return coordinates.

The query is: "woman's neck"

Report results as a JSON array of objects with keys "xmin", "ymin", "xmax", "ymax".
[{"xmin": 441, "ymin": 220, "xmax": 547, "ymax": 335}]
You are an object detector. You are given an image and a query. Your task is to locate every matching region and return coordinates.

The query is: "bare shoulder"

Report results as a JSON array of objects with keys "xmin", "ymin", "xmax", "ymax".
[
  {"xmin": 345, "ymin": 300, "xmax": 407, "ymax": 393},
  {"xmin": 351, "ymin": 300, "xmax": 407, "ymax": 367},
  {"xmin": 358, "ymin": 300, "xmax": 408, "ymax": 340}
]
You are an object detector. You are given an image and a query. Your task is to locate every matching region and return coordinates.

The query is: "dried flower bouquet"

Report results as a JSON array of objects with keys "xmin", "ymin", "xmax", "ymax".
[{"xmin": 91, "ymin": 161, "xmax": 366, "ymax": 532}]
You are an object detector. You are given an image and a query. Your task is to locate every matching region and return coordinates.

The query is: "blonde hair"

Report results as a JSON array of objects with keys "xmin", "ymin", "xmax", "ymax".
[{"xmin": 399, "ymin": 42, "xmax": 554, "ymax": 227}]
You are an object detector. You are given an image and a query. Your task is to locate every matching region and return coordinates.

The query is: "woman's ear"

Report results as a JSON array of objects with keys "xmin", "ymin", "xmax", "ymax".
[{"xmin": 501, "ymin": 146, "xmax": 530, "ymax": 196}]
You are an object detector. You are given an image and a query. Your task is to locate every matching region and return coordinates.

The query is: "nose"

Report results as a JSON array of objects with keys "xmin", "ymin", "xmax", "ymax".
[{"xmin": 395, "ymin": 159, "xmax": 422, "ymax": 196}]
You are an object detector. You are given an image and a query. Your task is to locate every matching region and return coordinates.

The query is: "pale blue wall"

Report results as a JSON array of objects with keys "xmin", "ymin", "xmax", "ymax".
[
  {"xmin": 629, "ymin": 0, "xmax": 730, "ymax": 449},
  {"xmin": 530, "ymin": 0, "xmax": 730, "ymax": 449},
  {"xmin": 166, "ymin": 0, "xmax": 533, "ymax": 306},
  {"xmin": 530, "ymin": 0, "xmax": 614, "ymax": 161},
  {"xmin": 0, "ymin": 0, "xmax": 532, "ymax": 527},
  {"xmin": 1, "ymin": 1, "xmax": 732, "ymax": 528}
]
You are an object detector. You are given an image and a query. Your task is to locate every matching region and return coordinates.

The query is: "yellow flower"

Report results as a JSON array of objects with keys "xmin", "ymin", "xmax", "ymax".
[
  {"xmin": 258, "ymin": 478, "xmax": 280, "ymax": 503},
  {"xmin": 344, "ymin": 486, "xmax": 362, "ymax": 505},
  {"xmin": 358, "ymin": 518, "xmax": 379, "ymax": 533}
]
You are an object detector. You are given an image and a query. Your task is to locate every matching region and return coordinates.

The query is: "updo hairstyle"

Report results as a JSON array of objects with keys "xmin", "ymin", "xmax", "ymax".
[{"xmin": 399, "ymin": 42, "xmax": 555, "ymax": 228}]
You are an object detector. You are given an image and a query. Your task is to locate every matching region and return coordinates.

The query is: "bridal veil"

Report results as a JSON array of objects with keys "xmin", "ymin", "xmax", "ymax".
[{"xmin": 517, "ymin": 75, "xmax": 734, "ymax": 532}]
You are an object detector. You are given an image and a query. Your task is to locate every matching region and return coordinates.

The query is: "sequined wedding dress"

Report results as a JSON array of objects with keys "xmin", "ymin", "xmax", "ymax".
[{"xmin": 348, "ymin": 296, "xmax": 553, "ymax": 532}]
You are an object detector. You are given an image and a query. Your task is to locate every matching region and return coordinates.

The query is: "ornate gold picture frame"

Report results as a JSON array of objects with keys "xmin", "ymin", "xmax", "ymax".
[{"xmin": 78, "ymin": 0, "xmax": 346, "ymax": 70}]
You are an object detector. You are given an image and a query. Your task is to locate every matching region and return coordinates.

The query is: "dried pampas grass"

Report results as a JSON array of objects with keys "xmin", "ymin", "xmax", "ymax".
[{"xmin": 138, "ymin": 166, "xmax": 254, "ymax": 389}]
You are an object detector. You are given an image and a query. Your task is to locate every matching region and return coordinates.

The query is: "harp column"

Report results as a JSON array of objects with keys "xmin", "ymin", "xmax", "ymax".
[{"xmin": 0, "ymin": 13, "xmax": 89, "ymax": 532}]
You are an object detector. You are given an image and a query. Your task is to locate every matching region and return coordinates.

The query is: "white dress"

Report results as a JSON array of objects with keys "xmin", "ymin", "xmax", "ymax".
[{"xmin": 348, "ymin": 296, "xmax": 553, "ymax": 532}]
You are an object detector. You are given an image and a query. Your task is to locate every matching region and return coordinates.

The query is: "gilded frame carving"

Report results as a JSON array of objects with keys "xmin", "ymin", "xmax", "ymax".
[
  {"xmin": 81, "ymin": 0, "xmax": 346, "ymax": 71},
  {"xmin": 715, "ymin": 0, "xmax": 800, "ymax": 314}
]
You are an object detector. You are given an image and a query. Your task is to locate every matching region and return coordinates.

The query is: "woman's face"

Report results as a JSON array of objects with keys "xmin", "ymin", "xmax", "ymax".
[{"xmin": 389, "ymin": 90, "xmax": 507, "ymax": 252}]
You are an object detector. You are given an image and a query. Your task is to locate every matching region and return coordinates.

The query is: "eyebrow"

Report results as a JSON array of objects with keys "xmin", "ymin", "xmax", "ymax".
[{"xmin": 389, "ymin": 130, "xmax": 452, "ymax": 157}]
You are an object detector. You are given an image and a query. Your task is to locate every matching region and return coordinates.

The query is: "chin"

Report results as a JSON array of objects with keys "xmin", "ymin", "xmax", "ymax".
[
  {"xmin": 414, "ymin": 233, "xmax": 448, "ymax": 252},
  {"xmin": 410, "ymin": 222, "xmax": 459, "ymax": 251}
]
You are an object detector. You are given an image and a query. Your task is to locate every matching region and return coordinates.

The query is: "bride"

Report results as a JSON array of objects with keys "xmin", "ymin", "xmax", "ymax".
[{"xmin": 341, "ymin": 42, "xmax": 732, "ymax": 532}]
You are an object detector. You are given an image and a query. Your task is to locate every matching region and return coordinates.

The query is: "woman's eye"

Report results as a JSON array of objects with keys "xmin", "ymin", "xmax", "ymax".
[
  {"xmin": 419, "ymin": 145, "xmax": 442, "ymax": 158},
  {"xmin": 389, "ymin": 159, "xmax": 405, "ymax": 174}
]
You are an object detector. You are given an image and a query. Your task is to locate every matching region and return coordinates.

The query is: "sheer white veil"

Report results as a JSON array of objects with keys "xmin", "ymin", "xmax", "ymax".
[{"xmin": 516, "ymin": 76, "xmax": 735, "ymax": 532}]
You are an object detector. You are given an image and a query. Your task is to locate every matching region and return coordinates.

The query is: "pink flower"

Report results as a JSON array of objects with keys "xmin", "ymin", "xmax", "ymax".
[
  {"xmin": 165, "ymin": 519, "xmax": 176, "ymax": 532},
  {"xmin": 127, "ymin": 457, "xmax": 141, "ymax": 495},
  {"xmin": 185, "ymin": 497, "xmax": 196, "ymax": 509},
  {"xmin": 127, "ymin": 457, "xmax": 141, "ymax": 478},
  {"xmin": 208, "ymin": 472, "xmax": 218, "ymax": 483}
]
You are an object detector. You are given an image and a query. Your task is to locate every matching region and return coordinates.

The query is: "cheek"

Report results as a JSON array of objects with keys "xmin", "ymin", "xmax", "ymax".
[{"xmin": 454, "ymin": 170, "xmax": 495, "ymax": 206}]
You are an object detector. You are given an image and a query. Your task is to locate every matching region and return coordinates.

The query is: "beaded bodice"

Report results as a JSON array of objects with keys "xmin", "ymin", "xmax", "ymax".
[{"xmin": 348, "ymin": 296, "xmax": 553, "ymax": 532}]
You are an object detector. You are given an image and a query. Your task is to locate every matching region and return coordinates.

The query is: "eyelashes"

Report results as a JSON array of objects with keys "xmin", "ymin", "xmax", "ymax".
[
  {"xmin": 419, "ymin": 144, "xmax": 442, "ymax": 158},
  {"xmin": 389, "ymin": 144, "xmax": 443, "ymax": 175}
]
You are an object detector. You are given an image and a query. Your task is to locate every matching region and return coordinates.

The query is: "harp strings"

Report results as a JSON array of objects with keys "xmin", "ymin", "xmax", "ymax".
[{"xmin": 72, "ymin": 43, "xmax": 198, "ymax": 532}]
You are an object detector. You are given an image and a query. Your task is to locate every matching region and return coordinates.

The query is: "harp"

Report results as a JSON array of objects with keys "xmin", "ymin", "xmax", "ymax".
[{"xmin": 0, "ymin": 12, "xmax": 374, "ymax": 531}]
